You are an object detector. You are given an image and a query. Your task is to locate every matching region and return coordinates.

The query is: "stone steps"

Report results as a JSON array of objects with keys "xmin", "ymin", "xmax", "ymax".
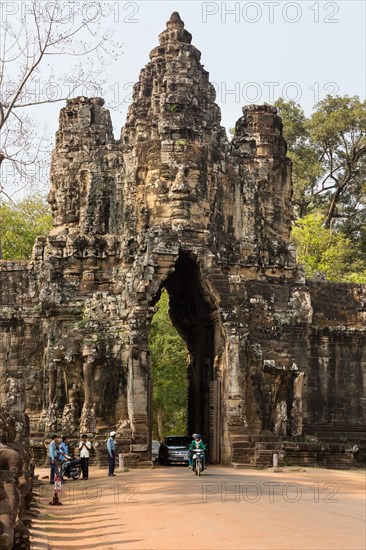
[
  {"xmin": 230, "ymin": 434, "xmax": 251, "ymax": 442},
  {"xmin": 283, "ymin": 451, "xmax": 318, "ymax": 467},
  {"xmin": 303, "ymin": 424, "xmax": 366, "ymax": 441},
  {"xmin": 254, "ymin": 442, "xmax": 283, "ymax": 451},
  {"xmin": 230, "ymin": 434, "xmax": 363, "ymax": 469},
  {"xmin": 317, "ymin": 451, "xmax": 358, "ymax": 470},
  {"xmin": 250, "ymin": 434, "xmax": 279, "ymax": 442},
  {"xmin": 231, "ymin": 441, "xmax": 252, "ymax": 449}
]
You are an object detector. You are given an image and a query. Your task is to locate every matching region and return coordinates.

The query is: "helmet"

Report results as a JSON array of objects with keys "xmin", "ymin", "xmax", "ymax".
[
  {"xmin": 110, "ymin": 431, "xmax": 117, "ymax": 437},
  {"xmin": 192, "ymin": 433, "xmax": 201, "ymax": 439}
]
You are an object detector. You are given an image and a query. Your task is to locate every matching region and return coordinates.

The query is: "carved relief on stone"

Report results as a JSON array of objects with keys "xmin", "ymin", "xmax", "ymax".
[
  {"xmin": 274, "ymin": 400, "xmax": 288, "ymax": 436},
  {"xmin": 80, "ymin": 404, "xmax": 97, "ymax": 435},
  {"xmin": 138, "ymin": 161, "xmax": 207, "ymax": 230},
  {"xmin": 0, "ymin": 403, "xmax": 32, "ymax": 549},
  {"xmin": 290, "ymin": 372, "xmax": 305, "ymax": 436}
]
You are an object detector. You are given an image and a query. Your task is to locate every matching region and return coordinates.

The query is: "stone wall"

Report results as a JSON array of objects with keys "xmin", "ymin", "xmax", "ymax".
[
  {"xmin": 304, "ymin": 282, "xmax": 366, "ymax": 429},
  {"xmin": 0, "ymin": 12, "xmax": 365, "ymax": 469}
]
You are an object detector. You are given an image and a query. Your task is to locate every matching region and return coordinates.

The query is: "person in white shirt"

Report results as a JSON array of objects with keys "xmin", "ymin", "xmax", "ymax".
[{"xmin": 79, "ymin": 434, "xmax": 91, "ymax": 479}]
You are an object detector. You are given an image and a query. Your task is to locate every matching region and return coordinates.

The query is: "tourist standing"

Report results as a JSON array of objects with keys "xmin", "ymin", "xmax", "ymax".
[
  {"xmin": 48, "ymin": 434, "xmax": 59, "ymax": 484},
  {"xmin": 79, "ymin": 434, "xmax": 91, "ymax": 480},
  {"xmin": 107, "ymin": 431, "xmax": 117, "ymax": 476}
]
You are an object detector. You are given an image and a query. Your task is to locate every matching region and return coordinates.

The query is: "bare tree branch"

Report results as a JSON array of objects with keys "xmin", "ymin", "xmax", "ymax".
[{"xmin": 0, "ymin": 0, "xmax": 122, "ymax": 198}]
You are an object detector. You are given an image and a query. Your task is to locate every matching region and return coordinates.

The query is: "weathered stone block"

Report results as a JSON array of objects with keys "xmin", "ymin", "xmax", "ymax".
[{"xmin": 130, "ymin": 444, "xmax": 148, "ymax": 453}]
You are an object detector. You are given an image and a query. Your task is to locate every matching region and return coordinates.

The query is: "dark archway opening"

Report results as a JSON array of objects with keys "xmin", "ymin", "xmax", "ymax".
[{"xmin": 149, "ymin": 250, "xmax": 221, "ymax": 464}]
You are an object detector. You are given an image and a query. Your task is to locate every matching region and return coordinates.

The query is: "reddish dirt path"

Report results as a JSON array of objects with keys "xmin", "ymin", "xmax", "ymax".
[{"xmin": 30, "ymin": 465, "xmax": 365, "ymax": 550}]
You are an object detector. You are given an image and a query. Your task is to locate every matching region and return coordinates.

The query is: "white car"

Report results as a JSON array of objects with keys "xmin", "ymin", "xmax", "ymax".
[{"xmin": 158, "ymin": 436, "xmax": 192, "ymax": 465}]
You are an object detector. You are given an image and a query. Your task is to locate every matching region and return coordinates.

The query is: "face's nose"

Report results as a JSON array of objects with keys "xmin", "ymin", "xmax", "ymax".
[{"xmin": 170, "ymin": 166, "xmax": 190, "ymax": 195}]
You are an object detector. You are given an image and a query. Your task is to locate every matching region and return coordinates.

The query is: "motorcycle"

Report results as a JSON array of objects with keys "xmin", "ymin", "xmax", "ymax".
[
  {"xmin": 192, "ymin": 449, "xmax": 205, "ymax": 476},
  {"xmin": 60, "ymin": 455, "xmax": 81, "ymax": 480}
]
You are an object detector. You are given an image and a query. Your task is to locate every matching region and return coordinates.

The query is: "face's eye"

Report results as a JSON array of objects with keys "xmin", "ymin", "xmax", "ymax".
[{"xmin": 159, "ymin": 168, "xmax": 177, "ymax": 182}]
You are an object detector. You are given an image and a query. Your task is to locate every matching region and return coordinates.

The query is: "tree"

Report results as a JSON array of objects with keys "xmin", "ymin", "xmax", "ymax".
[
  {"xmin": 275, "ymin": 96, "xmax": 366, "ymax": 226},
  {"xmin": 0, "ymin": 0, "xmax": 121, "ymax": 198},
  {"xmin": 291, "ymin": 213, "xmax": 354, "ymax": 281},
  {"xmin": 275, "ymin": 96, "xmax": 366, "ymax": 282},
  {"xmin": 0, "ymin": 195, "xmax": 52, "ymax": 259},
  {"xmin": 148, "ymin": 290, "xmax": 188, "ymax": 441},
  {"xmin": 274, "ymin": 98, "xmax": 323, "ymax": 218},
  {"xmin": 309, "ymin": 96, "xmax": 366, "ymax": 228}
]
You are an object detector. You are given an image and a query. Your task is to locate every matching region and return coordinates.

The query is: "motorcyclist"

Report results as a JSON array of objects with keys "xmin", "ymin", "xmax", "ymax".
[
  {"xmin": 58, "ymin": 436, "xmax": 69, "ymax": 460},
  {"xmin": 188, "ymin": 434, "xmax": 206, "ymax": 469},
  {"xmin": 58, "ymin": 436, "xmax": 71, "ymax": 478}
]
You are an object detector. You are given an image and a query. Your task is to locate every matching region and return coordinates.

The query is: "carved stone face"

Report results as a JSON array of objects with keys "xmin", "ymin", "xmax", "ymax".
[
  {"xmin": 169, "ymin": 166, "xmax": 200, "ymax": 199},
  {"xmin": 144, "ymin": 163, "xmax": 203, "ymax": 227},
  {"xmin": 48, "ymin": 172, "xmax": 80, "ymax": 226}
]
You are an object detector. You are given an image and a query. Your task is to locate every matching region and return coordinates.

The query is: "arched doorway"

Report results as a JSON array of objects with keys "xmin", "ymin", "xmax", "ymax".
[{"xmin": 150, "ymin": 251, "xmax": 222, "ymax": 463}]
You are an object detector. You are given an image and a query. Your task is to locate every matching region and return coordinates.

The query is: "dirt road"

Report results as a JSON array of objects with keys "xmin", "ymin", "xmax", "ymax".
[{"xmin": 30, "ymin": 465, "xmax": 365, "ymax": 550}]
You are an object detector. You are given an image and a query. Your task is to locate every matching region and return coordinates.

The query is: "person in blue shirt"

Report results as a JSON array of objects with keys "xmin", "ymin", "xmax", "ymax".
[
  {"xmin": 48, "ymin": 434, "xmax": 59, "ymax": 484},
  {"xmin": 107, "ymin": 431, "xmax": 117, "ymax": 476},
  {"xmin": 58, "ymin": 436, "xmax": 69, "ymax": 461}
]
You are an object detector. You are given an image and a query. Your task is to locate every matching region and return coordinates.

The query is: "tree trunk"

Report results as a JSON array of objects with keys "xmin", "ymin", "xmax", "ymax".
[
  {"xmin": 156, "ymin": 404, "xmax": 164, "ymax": 441},
  {"xmin": 324, "ymin": 185, "xmax": 345, "ymax": 228}
]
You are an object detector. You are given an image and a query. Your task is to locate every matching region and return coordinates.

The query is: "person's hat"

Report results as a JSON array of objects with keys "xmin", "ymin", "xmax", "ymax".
[
  {"xmin": 192, "ymin": 433, "xmax": 201, "ymax": 439},
  {"xmin": 110, "ymin": 431, "xmax": 117, "ymax": 437}
]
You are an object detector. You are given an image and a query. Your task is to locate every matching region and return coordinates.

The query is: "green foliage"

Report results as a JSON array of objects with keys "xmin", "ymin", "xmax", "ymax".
[
  {"xmin": 75, "ymin": 308, "xmax": 93, "ymax": 330},
  {"xmin": 175, "ymin": 139, "xmax": 187, "ymax": 147},
  {"xmin": 309, "ymin": 95, "xmax": 366, "ymax": 228},
  {"xmin": 274, "ymin": 97, "xmax": 308, "ymax": 151},
  {"xmin": 274, "ymin": 98, "xmax": 322, "ymax": 217},
  {"xmin": 275, "ymin": 96, "xmax": 366, "ymax": 226},
  {"xmin": 291, "ymin": 213, "xmax": 350, "ymax": 280},
  {"xmin": 342, "ymin": 271, "xmax": 366, "ymax": 284},
  {"xmin": 276, "ymin": 95, "xmax": 366, "ymax": 282},
  {"xmin": 0, "ymin": 195, "xmax": 52, "ymax": 260},
  {"xmin": 148, "ymin": 290, "xmax": 188, "ymax": 440}
]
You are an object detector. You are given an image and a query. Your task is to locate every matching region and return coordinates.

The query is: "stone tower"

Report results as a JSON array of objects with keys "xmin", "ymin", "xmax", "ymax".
[{"xmin": 0, "ymin": 13, "xmax": 365, "ymax": 468}]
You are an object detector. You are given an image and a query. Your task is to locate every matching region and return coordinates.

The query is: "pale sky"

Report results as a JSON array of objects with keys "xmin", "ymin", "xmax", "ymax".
[
  {"xmin": 29, "ymin": 0, "xmax": 366, "ymax": 133},
  {"xmin": 108, "ymin": 0, "xmax": 366, "ymax": 130},
  {"xmin": 1, "ymin": 0, "xmax": 365, "ymax": 196}
]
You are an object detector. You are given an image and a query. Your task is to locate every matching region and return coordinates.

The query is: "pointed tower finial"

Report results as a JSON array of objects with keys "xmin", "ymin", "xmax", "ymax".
[
  {"xmin": 159, "ymin": 11, "xmax": 191, "ymax": 45},
  {"xmin": 167, "ymin": 12, "xmax": 184, "ymax": 28}
]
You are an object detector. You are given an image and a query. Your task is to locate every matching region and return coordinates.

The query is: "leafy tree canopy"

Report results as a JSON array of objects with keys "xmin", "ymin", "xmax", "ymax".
[
  {"xmin": 291, "ymin": 212, "xmax": 366, "ymax": 282},
  {"xmin": 148, "ymin": 290, "xmax": 188, "ymax": 440},
  {"xmin": 275, "ymin": 95, "xmax": 366, "ymax": 282},
  {"xmin": 0, "ymin": 195, "xmax": 52, "ymax": 260}
]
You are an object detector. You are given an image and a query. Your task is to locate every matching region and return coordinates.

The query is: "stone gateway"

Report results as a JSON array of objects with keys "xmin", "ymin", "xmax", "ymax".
[{"xmin": 0, "ymin": 13, "xmax": 365, "ymax": 470}]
